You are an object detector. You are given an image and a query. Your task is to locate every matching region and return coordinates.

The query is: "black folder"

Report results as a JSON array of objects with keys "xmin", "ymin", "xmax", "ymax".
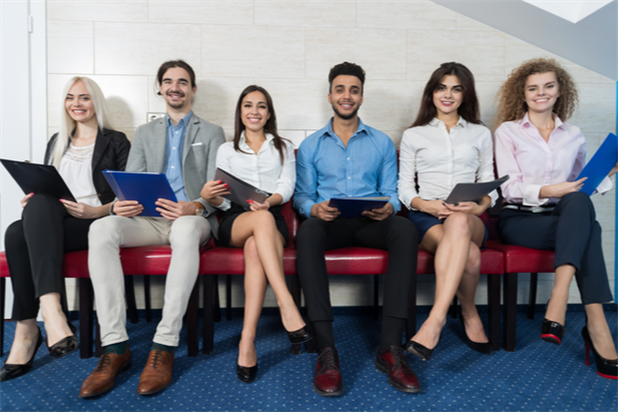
[
  {"xmin": 444, "ymin": 175, "xmax": 510, "ymax": 204},
  {"xmin": 0, "ymin": 158, "xmax": 76, "ymax": 201},
  {"xmin": 328, "ymin": 196, "xmax": 390, "ymax": 218},
  {"xmin": 214, "ymin": 168, "xmax": 270, "ymax": 210}
]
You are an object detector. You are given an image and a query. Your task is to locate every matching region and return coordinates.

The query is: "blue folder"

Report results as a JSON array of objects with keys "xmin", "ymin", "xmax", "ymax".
[
  {"xmin": 577, "ymin": 133, "xmax": 618, "ymax": 196},
  {"xmin": 328, "ymin": 196, "xmax": 390, "ymax": 218},
  {"xmin": 103, "ymin": 170, "xmax": 177, "ymax": 217}
]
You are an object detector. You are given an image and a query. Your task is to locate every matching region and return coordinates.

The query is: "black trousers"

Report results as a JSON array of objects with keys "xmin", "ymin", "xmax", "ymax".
[
  {"xmin": 296, "ymin": 215, "xmax": 418, "ymax": 324},
  {"xmin": 5, "ymin": 194, "xmax": 95, "ymax": 320},
  {"xmin": 498, "ymin": 192, "xmax": 612, "ymax": 305}
]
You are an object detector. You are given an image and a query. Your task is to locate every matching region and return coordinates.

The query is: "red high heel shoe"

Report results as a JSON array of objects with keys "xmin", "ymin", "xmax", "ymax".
[{"xmin": 581, "ymin": 326, "xmax": 618, "ymax": 380}]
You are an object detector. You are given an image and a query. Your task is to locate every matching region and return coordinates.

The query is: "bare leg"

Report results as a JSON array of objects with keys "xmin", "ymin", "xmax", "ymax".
[
  {"xmin": 238, "ymin": 236, "xmax": 268, "ymax": 368},
  {"xmin": 230, "ymin": 211, "xmax": 305, "ymax": 332},
  {"xmin": 545, "ymin": 264, "xmax": 576, "ymax": 325},
  {"xmin": 5, "ymin": 319, "xmax": 39, "ymax": 364},
  {"xmin": 585, "ymin": 303, "xmax": 618, "ymax": 360},
  {"xmin": 39, "ymin": 292, "xmax": 72, "ymax": 346},
  {"xmin": 411, "ymin": 212, "xmax": 485, "ymax": 349},
  {"xmin": 456, "ymin": 243, "xmax": 488, "ymax": 343}
]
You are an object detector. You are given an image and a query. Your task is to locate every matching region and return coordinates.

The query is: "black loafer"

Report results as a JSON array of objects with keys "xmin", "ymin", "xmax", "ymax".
[
  {"xmin": 237, "ymin": 363, "xmax": 258, "ymax": 383},
  {"xmin": 287, "ymin": 326, "xmax": 312, "ymax": 345},
  {"xmin": 47, "ymin": 322, "xmax": 78, "ymax": 358},
  {"xmin": 0, "ymin": 327, "xmax": 43, "ymax": 382}
]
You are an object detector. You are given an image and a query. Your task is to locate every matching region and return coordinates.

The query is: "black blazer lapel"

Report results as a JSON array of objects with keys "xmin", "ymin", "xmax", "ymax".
[{"xmin": 91, "ymin": 128, "xmax": 110, "ymax": 171}]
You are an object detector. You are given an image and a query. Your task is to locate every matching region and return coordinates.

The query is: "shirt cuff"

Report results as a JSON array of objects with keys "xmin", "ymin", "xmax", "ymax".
[
  {"xmin": 299, "ymin": 201, "xmax": 315, "ymax": 219},
  {"xmin": 595, "ymin": 175, "xmax": 614, "ymax": 195},
  {"xmin": 523, "ymin": 184, "xmax": 547, "ymax": 207},
  {"xmin": 213, "ymin": 197, "xmax": 231, "ymax": 211}
]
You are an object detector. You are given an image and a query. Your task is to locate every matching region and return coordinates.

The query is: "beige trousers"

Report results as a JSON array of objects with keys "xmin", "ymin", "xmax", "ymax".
[{"xmin": 88, "ymin": 215, "xmax": 212, "ymax": 347}]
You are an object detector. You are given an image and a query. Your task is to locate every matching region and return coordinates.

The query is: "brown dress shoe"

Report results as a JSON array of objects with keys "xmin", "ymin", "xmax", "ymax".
[
  {"xmin": 313, "ymin": 347, "xmax": 344, "ymax": 397},
  {"xmin": 375, "ymin": 346, "xmax": 421, "ymax": 393},
  {"xmin": 136, "ymin": 349, "xmax": 174, "ymax": 395},
  {"xmin": 79, "ymin": 346, "xmax": 132, "ymax": 398}
]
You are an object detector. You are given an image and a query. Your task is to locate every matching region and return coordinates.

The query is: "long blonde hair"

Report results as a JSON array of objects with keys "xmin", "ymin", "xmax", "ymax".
[{"xmin": 51, "ymin": 76, "xmax": 114, "ymax": 168}]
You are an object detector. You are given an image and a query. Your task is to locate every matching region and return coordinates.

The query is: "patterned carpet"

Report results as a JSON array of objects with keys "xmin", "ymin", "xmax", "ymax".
[{"xmin": 1, "ymin": 305, "xmax": 616, "ymax": 411}]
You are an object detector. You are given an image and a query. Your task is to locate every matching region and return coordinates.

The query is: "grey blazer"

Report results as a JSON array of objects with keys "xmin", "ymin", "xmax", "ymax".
[{"xmin": 127, "ymin": 113, "xmax": 226, "ymax": 235}]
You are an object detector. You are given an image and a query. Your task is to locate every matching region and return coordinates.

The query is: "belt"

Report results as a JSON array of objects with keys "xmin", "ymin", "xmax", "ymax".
[{"xmin": 503, "ymin": 204, "xmax": 555, "ymax": 213}]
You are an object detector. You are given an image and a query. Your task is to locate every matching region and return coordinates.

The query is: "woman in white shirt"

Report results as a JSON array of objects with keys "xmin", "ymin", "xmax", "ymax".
[
  {"xmin": 200, "ymin": 85, "xmax": 311, "ymax": 383},
  {"xmin": 495, "ymin": 58, "xmax": 617, "ymax": 379},
  {"xmin": 1, "ymin": 77, "xmax": 130, "ymax": 381},
  {"xmin": 399, "ymin": 62, "xmax": 494, "ymax": 360}
]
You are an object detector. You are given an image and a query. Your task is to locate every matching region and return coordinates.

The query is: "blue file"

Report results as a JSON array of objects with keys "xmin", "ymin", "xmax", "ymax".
[
  {"xmin": 577, "ymin": 133, "xmax": 618, "ymax": 196},
  {"xmin": 328, "ymin": 196, "xmax": 390, "ymax": 218},
  {"xmin": 103, "ymin": 170, "xmax": 177, "ymax": 217}
]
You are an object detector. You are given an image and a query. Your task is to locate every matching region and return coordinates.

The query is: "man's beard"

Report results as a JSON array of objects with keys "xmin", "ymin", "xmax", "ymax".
[{"xmin": 332, "ymin": 103, "xmax": 359, "ymax": 120}]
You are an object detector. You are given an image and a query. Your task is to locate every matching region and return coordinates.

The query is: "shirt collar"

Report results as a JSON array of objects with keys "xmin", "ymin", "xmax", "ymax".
[
  {"xmin": 429, "ymin": 116, "xmax": 466, "ymax": 129},
  {"xmin": 520, "ymin": 112, "xmax": 564, "ymax": 130},
  {"xmin": 322, "ymin": 116, "xmax": 368, "ymax": 139},
  {"xmin": 166, "ymin": 111, "xmax": 193, "ymax": 129},
  {"xmin": 239, "ymin": 131, "xmax": 274, "ymax": 151}
]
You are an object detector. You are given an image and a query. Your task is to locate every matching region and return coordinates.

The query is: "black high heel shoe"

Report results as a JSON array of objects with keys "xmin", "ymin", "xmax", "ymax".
[
  {"xmin": 541, "ymin": 318, "xmax": 565, "ymax": 345},
  {"xmin": 405, "ymin": 334, "xmax": 441, "ymax": 361},
  {"xmin": 581, "ymin": 326, "xmax": 618, "ymax": 380},
  {"xmin": 287, "ymin": 326, "xmax": 312, "ymax": 345},
  {"xmin": 0, "ymin": 327, "xmax": 43, "ymax": 382},
  {"xmin": 237, "ymin": 363, "xmax": 258, "ymax": 383},
  {"xmin": 47, "ymin": 321, "xmax": 78, "ymax": 358},
  {"xmin": 459, "ymin": 315, "xmax": 493, "ymax": 355}
]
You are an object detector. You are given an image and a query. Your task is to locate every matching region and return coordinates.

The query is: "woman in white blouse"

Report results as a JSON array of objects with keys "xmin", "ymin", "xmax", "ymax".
[
  {"xmin": 1, "ymin": 77, "xmax": 130, "ymax": 381},
  {"xmin": 200, "ymin": 85, "xmax": 311, "ymax": 383},
  {"xmin": 495, "ymin": 58, "xmax": 617, "ymax": 379},
  {"xmin": 399, "ymin": 62, "xmax": 494, "ymax": 360}
]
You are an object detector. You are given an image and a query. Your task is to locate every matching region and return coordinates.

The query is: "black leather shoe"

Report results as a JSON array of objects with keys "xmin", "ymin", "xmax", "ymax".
[
  {"xmin": 0, "ymin": 327, "xmax": 43, "ymax": 382},
  {"xmin": 405, "ymin": 334, "xmax": 441, "ymax": 361},
  {"xmin": 541, "ymin": 318, "xmax": 565, "ymax": 345},
  {"xmin": 582, "ymin": 326, "xmax": 618, "ymax": 380},
  {"xmin": 237, "ymin": 363, "xmax": 258, "ymax": 383},
  {"xmin": 459, "ymin": 315, "xmax": 493, "ymax": 355},
  {"xmin": 287, "ymin": 326, "xmax": 312, "ymax": 345},
  {"xmin": 47, "ymin": 322, "xmax": 78, "ymax": 358}
]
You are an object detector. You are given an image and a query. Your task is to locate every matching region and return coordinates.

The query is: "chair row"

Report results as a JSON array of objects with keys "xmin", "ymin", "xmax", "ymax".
[{"xmin": 0, "ymin": 200, "xmax": 555, "ymax": 358}]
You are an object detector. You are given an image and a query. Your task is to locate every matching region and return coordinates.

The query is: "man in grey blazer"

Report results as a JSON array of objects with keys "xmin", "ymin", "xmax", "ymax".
[{"xmin": 80, "ymin": 60, "xmax": 225, "ymax": 398}]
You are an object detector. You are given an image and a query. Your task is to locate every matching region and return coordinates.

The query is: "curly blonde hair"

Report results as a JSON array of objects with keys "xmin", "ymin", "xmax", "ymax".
[{"xmin": 495, "ymin": 58, "xmax": 578, "ymax": 124}]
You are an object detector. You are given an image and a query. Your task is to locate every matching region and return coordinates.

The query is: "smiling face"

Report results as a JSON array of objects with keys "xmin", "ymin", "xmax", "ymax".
[
  {"xmin": 328, "ymin": 75, "xmax": 363, "ymax": 121},
  {"xmin": 524, "ymin": 71, "xmax": 559, "ymax": 115},
  {"xmin": 65, "ymin": 81, "xmax": 97, "ymax": 125},
  {"xmin": 158, "ymin": 67, "xmax": 196, "ymax": 111},
  {"xmin": 240, "ymin": 91, "xmax": 271, "ymax": 134},
  {"xmin": 432, "ymin": 75, "xmax": 463, "ymax": 119}
]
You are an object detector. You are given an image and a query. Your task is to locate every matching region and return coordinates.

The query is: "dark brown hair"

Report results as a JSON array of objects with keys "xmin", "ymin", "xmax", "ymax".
[
  {"xmin": 156, "ymin": 60, "xmax": 196, "ymax": 95},
  {"xmin": 328, "ymin": 61, "xmax": 366, "ymax": 95},
  {"xmin": 233, "ymin": 85, "xmax": 289, "ymax": 164},
  {"xmin": 411, "ymin": 62, "xmax": 481, "ymax": 127}
]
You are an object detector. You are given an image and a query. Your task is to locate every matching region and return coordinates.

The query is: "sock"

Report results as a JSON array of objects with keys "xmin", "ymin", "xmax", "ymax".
[
  {"xmin": 312, "ymin": 321, "xmax": 335, "ymax": 351},
  {"xmin": 151, "ymin": 342, "xmax": 174, "ymax": 353},
  {"xmin": 103, "ymin": 341, "xmax": 128, "ymax": 355},
  {"xmin": 379, "ymin": 317, "xmax": 405, "ymax": 352}
]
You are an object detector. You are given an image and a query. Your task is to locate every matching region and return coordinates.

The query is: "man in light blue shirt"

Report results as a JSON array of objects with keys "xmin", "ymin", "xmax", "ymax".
[{"xmin": 294, "ymin": 62, "xmax": 419, "ymax": 396}]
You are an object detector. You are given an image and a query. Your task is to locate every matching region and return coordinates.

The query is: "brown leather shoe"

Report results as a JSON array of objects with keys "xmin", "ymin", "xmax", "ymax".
[
  {"xmin": 313, "ymin": 347, "xmax": 344, "ymax": 397},
  {"xmin": 375, "ymin": 346, "xmax": 421, "ymax": 393},
  {"xmin": 79, "ymin": 346, "xmax": 131, "ymax": 398},
  {"xmin": 136, "ymin": 349, "xmax": 174, "ymax": 395}
]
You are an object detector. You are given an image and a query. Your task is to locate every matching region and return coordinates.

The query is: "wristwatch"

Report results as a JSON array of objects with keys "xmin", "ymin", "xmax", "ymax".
[{"xmin": 193, "ymin": 201, "xmax": 205, "ymax": 216}]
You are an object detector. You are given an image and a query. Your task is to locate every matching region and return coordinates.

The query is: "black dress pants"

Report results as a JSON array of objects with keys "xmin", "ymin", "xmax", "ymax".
[
  {"xmin": 497, "ymin": 191, "xmax": 612, "ymax": 304},
  {"xmin": 296, "ymin": 215, "xmax": 418, "ymax": 325},
  {"xmin": 5, "ymin": 194, "xmax": 95, "ymax": 320}
]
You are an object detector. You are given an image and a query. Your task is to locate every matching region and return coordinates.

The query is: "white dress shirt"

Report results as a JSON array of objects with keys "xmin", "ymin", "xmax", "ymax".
[
  {"xmin": 495, "ymin": 113, "xmax": 612, "ymax": 206},
  {"xmin": 398, "ymin": 117, "xmax": 496, "ymax": 210},
  {"xmin": 216, "ymin": 132, "xmax": 296, "ymax": 210},
  {"xmin": 59, "ymin": 143, "xmax": 102, "ymax": 207}
]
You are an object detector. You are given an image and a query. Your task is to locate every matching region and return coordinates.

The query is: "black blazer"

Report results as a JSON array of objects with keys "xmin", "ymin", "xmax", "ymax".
[{"xmin": 44, "ymin": 128, "xmax": 131, "ymax": 205}]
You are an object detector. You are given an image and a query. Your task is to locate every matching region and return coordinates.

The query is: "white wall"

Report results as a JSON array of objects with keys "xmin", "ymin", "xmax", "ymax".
[{"xmin": 3, "ymin": 0, "xmax": 615, "ymax": 313}]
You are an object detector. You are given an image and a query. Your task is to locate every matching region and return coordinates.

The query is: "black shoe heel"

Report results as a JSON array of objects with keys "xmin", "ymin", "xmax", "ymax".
[
  {"xmin": 459, "ymin": 315, "xmax": 493, "ymax": 355},
  {"xmin": 405, "ymin": 333, "xmax": 441, "ymax": 361},
  {"xmin": 237, "ymin": 363, "xmax": 258, "ymax": 383},
  {"xmin": 287, "ymin": 326, "xmax": 312, "ymax": 344},
  {"xmin": 47, "ymin": 322, "xmax": 78, "ymax": 358},
  {"xmin": 0, "ymin": 327, "xmax": 43, "ymax": 382},
  {"xmin": 541, "ymin": 318, "xmax": 565, "ymax": 345},
  {"xmin": 582, "ymin": 326, "xmax": 618, "ymax": 380}
]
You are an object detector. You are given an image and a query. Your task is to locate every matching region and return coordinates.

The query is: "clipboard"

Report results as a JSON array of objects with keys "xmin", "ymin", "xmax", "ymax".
[
  {"xmin": 214, "ymin": 168, "xmax": 270, "ymax": 210},
  {"xmin": 577, "ymin": 133, "xmax": 618, "ymax": 196},
  {"xmin": 0, "ymin": 158, "xmax": 76, "ymax": 201},
  {"xmin": 444, "ymin": 175, "xmax": 509, "ymax": 204},
  {"xmin": 103, "ymin": 170, "xmax": 177, "ymax": 217}
]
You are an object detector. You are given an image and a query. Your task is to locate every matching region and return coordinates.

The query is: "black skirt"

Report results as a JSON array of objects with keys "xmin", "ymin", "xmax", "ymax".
[{"xmin": 218, "ymin": 203, "xmax": 289, "ymax": 247}]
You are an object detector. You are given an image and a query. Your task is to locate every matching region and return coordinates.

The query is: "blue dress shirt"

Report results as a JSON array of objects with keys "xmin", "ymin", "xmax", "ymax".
[
  {"xmin": 293, "ymin": 117, "xmax": 400, "ymax": 218},
  {"xmin": 163, "ymin": 111, "xmax": 192, "ymax": 202}
]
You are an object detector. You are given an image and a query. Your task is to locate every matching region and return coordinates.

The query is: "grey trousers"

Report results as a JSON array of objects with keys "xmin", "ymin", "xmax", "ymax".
[{"xmin": 88, "ymin": 215, "xmax": 212, "ymax": 347}]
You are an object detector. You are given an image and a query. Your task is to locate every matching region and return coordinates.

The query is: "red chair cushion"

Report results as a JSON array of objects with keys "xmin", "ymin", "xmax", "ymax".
[{"xmin": 485, "ymin": 240, "xmax": 555, "ymax": 273}]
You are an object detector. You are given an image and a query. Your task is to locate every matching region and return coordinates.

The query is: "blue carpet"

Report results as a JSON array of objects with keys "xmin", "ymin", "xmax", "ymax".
[{"xmin": 1, "ymin": 306, "xmax": 616, "ymax": 411}]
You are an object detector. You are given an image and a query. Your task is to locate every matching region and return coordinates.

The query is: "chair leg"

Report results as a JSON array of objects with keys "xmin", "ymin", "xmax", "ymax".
[
  {"xmin": 0, "ymin": 278, "xmax": 5, "ymax": 357},
  {"xmin": 373, "ymin": 274, "xmax": 380, "ymax": 321},
  {"xmin": 406, "ymin": 275, "xmax": 417, "ymax": 343},
  {"xmin": 78, "ymin": 278, "xmax": 94, "ymax": 359},
  {"xmin": 226, "ymin": 275, "xmax": 232, "ymax": 321},
  {"xmin": 144, "ymin": 275, "xmax": 152, "ymax": 323},
  {"xmin": 503, "ymin": 272, "xmax": 518, "ymax": 352},
  {"xmin": 187, "ymin": 279, "xmax": 199, "ymax": 357},
  {"xmin": 487, "ymin": 274, "xmax": 501, "ymax": 352},
  {"xmin": 449, "ymin": 296, "xmax": 458, "ymax": 318},
  {"xmin": 527, "ymin": 272, "xmax": 538, "ymax": 320},
  {"xmin": 202, "ymin": 275, "xmax": 214, "ymax": 354},
  {"xmin": 124, "ymin": 276, "xmax": 139, "ymax": 324},
  {"xmin": 213, "ymin": 275, "xmax": 221, "ymax": 323}
]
